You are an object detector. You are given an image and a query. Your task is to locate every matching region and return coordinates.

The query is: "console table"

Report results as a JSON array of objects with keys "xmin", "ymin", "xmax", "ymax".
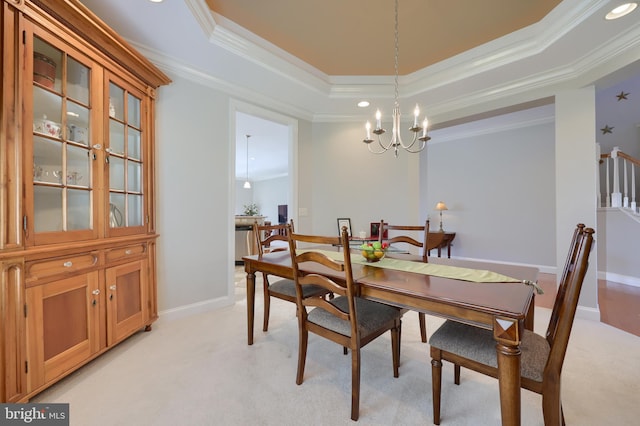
[{"xmin": 427, "ymin": 232, "xmax": 456, "ymax": 258}]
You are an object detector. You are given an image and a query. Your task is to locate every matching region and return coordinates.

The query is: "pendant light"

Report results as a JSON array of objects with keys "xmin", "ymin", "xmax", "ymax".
[{"xmin": 362, "ymin": 0, "xmax": 430, "ymax": 157}]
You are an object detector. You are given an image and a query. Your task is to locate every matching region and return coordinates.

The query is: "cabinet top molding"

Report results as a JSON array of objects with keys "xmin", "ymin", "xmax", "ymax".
[{"xmin": 22, "ymin": 0, "xmax": 172, "ymax": 87}]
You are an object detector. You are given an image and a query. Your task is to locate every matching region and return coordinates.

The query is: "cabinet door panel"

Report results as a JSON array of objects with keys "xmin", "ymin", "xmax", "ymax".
[
  {"xmin": 25, "ymin": 27, "xmax": 101, "ymax": 245},
  {"xmin": 27, "ymin": 272, "xmax": 100, "ymax": 391},
  {"xmin": 105, "ymin": 73, "xmax": 148, "ymax": 236},
  {"xmin": 42, "ymin": 287, "xmax": 88, "ymax": 360},
  {"xmin": 106, "ymin": 260, "xmax": 148, "ymax": 345}
]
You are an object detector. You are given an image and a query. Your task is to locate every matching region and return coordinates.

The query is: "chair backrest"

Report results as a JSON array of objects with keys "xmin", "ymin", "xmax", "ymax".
[
  {"xmin": 288, "ymin": 226, "xmax": 359, "ymax": 337},
  {"xmin": 546, "ymin": 223, "xmax": 585, "ymax": 343},
  {"xmin": 253, "ymin": 219, "xmax": 295, "ymax": 255},
  {"xmin": 379, "ymin": 219, "xmax": 430, "ymax": 262},
  {"xmin": 543, "ymin": 224, "xmax": 594, "ymax": 381}
]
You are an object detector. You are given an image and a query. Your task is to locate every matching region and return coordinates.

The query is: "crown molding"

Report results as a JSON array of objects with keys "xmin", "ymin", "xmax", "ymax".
[
  {"xmin": 186, "ymin": 0, "xmax": 607, "ymax": 100},
  {"xmin": 430, "ymin": 105, "xmax": 555, "ymax": 144},
  {"xmin": 153, "ymin": 0, "xmax": 640, "ymax": 126},
  {"xmin": 186, "ymin": 0, "xmax": 332, "ymax": 97},
  {"xmin": 128, "ymin": 40, "xmax": 316, "ymax": 122}
]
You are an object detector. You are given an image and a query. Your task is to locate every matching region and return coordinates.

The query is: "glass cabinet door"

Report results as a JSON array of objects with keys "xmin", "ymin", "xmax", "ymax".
[
  {"xmin": 29, "ymin": 34, "xmax": 97, "ymax": 244},
  {"xmin": 107, "ymin": 77, "xmax": 147, "ymax": 234}
]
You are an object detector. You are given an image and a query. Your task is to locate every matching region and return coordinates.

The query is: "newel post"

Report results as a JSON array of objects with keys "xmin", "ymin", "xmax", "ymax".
[{"xmin": 611, "ymin": 146, "xmax": 622, "ymax": 208}]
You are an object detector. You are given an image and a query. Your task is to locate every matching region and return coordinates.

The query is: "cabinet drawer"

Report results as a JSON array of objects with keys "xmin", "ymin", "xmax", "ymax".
[
  {"xmin": 26, "ymin": 252, "xmax": 100, "ymax": 282},
  {"xmin": 106, "ymin": 243, "xmax": 147, "ymax": 263}
]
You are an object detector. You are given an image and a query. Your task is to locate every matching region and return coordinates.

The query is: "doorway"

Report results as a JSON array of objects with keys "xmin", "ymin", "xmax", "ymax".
[{"xmin": 229, "ymin": 100, "xmax": 298, "ymax": 278}]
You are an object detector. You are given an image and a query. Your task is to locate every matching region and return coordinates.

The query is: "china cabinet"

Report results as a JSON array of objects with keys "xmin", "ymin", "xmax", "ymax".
[{"xmin": 0, "ymin": 0, "xmax": 170, "ymax": 402}]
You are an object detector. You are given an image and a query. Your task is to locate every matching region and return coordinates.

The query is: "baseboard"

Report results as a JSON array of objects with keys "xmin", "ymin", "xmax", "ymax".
[
  {"xmin": 451, "ymin": 256, "xmax": 640, "ymax": 288},
  {"xmin": 452, "ymin": 255, "xmax": 557, "ymax": 275},
  {"xmin": 598, "ymin": 271, "xmax": 640, "ymax": 288},
  {"xmin": 156, "ymin": 295, "xmax": 234, "ymax": 324},
  {"xmin": 575, "ymin": 305, "xmax": 600, "ymax": 322}
]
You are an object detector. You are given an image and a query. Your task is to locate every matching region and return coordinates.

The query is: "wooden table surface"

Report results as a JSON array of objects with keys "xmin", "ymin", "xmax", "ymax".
[{"xmin": 243, "ymin": 249, "xmax": 538, "ymax": 426}]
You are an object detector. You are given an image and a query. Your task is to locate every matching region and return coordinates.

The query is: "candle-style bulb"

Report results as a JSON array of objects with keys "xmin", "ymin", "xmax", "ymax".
[
  {"xmin": 375, "ymin": 109, "xmax": 382, "ymax": 129},
  {"xmin": 365, "ymin": 121, "xmax": 371, "ymax": 139},
  {"xmin": 414, "ymin": 104, "xmax": 420, "ymax": 126},
  {"xmin": 422, "ymin": 118, "xmax": 429, "ymax": 137}
]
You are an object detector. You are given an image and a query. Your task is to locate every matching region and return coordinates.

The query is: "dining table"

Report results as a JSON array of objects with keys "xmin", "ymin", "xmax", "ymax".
[{"xmin": 243, "ymin": 248, "xmax": 539, "ymax": 426}]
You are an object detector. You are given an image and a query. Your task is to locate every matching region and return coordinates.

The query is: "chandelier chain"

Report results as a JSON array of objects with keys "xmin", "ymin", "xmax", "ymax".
[{"xmin": 394, "ymin": 0, "xmax": 399, "ymax": 108}]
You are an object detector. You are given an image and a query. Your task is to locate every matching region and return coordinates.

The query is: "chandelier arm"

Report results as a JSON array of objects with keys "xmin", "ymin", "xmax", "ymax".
[
  {"xmin": 404, "ymin": 140, "xmax": 427, "ymax": 153},
  {"xmin": 396, "ymin": 129, "xmax": 419, "ymax": 149},
  {"xmin": 366, "ymin": 138, "xmax": 392, "ymax": 154},
  {"xmin": 375, "ymin": 133, "xmax": 396, "ymax": 151}
]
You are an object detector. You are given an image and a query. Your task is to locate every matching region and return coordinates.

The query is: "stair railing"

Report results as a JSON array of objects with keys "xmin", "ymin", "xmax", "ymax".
[{"xmin": 599, "ymin": 146, "xmax": 640, "ymax": 213}]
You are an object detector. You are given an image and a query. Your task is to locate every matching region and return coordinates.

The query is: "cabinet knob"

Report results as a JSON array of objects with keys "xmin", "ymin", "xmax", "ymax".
[
  {"xmin": 110, "ymin": 285, "xmax": 117, "ymax": 291},
  {"xmin": 125, "ymin": 249, "xmax": 132, "ymax": 255},
  {"xmin": 63, "ymin": 261, "xmax": 73, "ymax": 267},
  {"xmin": 92, "ymin": 289, "xmax": 100, "ymax": 295}
]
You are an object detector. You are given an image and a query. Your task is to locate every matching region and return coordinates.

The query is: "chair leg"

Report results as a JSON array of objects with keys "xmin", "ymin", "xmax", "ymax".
[
  {"xmin": 542, "ymin": 386, "xmax": 563, "ymax": 426},
  {"xmin": 351, "ymin": 347, "xmax": 361, "ymax": 421},
  {"xmin": 431, "ymin": 355, "xmax": 442, "ymax": 425},
  {"xmin": 296, "ymin": 325, "xmax": 308, "ymax": 386},
  {"xmin": 262, "ymin": 274, "xmax": 270, "ymax": 332},
  {"xmin": 454, "ymin": 364, "xmax": 460, "ymax": 385},
  {"xmin": 419, "ymin": 312, "xmax": 427, "ymax": 343}
]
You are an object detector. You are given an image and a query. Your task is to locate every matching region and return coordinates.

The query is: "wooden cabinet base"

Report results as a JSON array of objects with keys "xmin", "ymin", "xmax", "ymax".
[{"xmin": 19, "ymin": 237, "xmax": 158, "ymax": 401}]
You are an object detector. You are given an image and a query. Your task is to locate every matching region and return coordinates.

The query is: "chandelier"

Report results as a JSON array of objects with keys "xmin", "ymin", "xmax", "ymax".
[
  {"xmin": 243, "ymin": 134, "xmax": 251, "ymax": 189},
  {"xmin": 362, "ymin": 0, "xmax": 430, "ymax": 157}
]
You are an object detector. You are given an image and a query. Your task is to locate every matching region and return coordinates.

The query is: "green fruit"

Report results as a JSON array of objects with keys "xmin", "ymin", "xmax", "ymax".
[{"xmin": 372, "ymin": 241, "xmax": 382, "ymax": 249}]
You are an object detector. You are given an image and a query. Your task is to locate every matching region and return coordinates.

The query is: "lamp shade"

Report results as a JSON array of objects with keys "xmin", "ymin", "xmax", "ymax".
[{"xmin": 436, "ymin": 202, "xmax": 448, "ymax": 211}]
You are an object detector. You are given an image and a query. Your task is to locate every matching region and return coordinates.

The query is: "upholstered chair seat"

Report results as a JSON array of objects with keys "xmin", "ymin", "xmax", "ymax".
[{"xmin": 429, "ymin": 320, "xmax": 550, "ymax": 382}]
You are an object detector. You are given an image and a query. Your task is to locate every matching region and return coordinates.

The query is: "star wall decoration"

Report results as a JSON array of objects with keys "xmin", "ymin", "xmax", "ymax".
[
  {"xmin": 601, "ymin": 125, "xmax": 614, "ymax": 134},
  {"xmin": 616, "ymin": 91, "xmax": 629, "ymax": 101}
]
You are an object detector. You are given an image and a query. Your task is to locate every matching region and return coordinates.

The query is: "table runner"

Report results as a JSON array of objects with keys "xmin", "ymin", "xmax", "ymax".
[{"xmin": 299, "ymin": 249, "xmax": 543, "ymax": 293}]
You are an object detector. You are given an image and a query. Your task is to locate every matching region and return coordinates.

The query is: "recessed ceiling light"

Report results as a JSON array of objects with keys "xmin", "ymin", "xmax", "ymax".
[
  {"xmin": 605, "ymin": 3, "xmax": 637, "ymax": 20},
  {"xmin": 148, "ymin": 0, "xmax": 163, "ymax": 3},
  {"xmin": 357, "ymin": 101, "xmax": 370, "ymax": 108}
]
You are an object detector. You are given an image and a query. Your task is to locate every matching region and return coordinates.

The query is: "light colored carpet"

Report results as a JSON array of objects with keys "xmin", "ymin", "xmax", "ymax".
[{"xmin": 32, "ymin": 272, "xmax": 640, "ymax": 425}]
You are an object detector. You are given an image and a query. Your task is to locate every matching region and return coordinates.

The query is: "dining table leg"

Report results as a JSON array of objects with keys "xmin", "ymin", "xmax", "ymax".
[
  {"xmin": 246, "ymin": 270, "xmax": 256, "ymax": 345},
  {"xmin": 494, "ymin": 317, "xmax": 522, "ymax": 426}
]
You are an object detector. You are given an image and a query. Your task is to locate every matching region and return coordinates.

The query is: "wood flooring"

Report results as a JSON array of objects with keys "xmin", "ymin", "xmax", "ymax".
[{"xmin": 537, "ymin": 272, "xmax": 640, "ymax": 337}]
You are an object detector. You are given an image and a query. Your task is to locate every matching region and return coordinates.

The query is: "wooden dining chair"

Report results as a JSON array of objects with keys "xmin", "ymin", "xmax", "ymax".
[
  {"xmin": 253, "ymin": 219, "xmax": 331, "ymax": 332},
  {"xmin": 428, "ymin": 224, "xmax": 594, "ymax": 425},
  {"xmin": 288, "ymin": 226, "xmax": 403, "ymax": 421},
  {"xmin": 380, "ymin": 219, "xmax": 430, "ymax": 343}
]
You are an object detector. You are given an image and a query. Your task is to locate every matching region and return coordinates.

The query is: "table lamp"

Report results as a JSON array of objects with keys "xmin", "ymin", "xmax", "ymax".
[{"xmin": 435, "ymin": 201, "xmax": 448, "ymax": 232}]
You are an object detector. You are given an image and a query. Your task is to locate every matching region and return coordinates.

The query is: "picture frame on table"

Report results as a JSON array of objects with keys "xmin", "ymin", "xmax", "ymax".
[
  {"xmin": 337, "ymin": 218, "xmax": 352, "ymax": 237},
  {"xmin": 370, "ymin": 222, "xmax": 388, "ymax": 239}
]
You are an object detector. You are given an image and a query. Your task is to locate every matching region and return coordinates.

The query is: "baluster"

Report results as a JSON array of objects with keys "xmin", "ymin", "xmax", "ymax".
[
  {"xmin": 606, "ymin": 157, "xmax": 611, "ymax": 207},
  {"xmin": 597, "ymin": 143, "xmax": 602, "ymax": 208},
  {"xmin": 632, "ymin": 163, "xmax": 637, "ymax": 213},
  {"xmin": 623, "ymin": 159, "xmax": 629, "ymax": 208}
]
